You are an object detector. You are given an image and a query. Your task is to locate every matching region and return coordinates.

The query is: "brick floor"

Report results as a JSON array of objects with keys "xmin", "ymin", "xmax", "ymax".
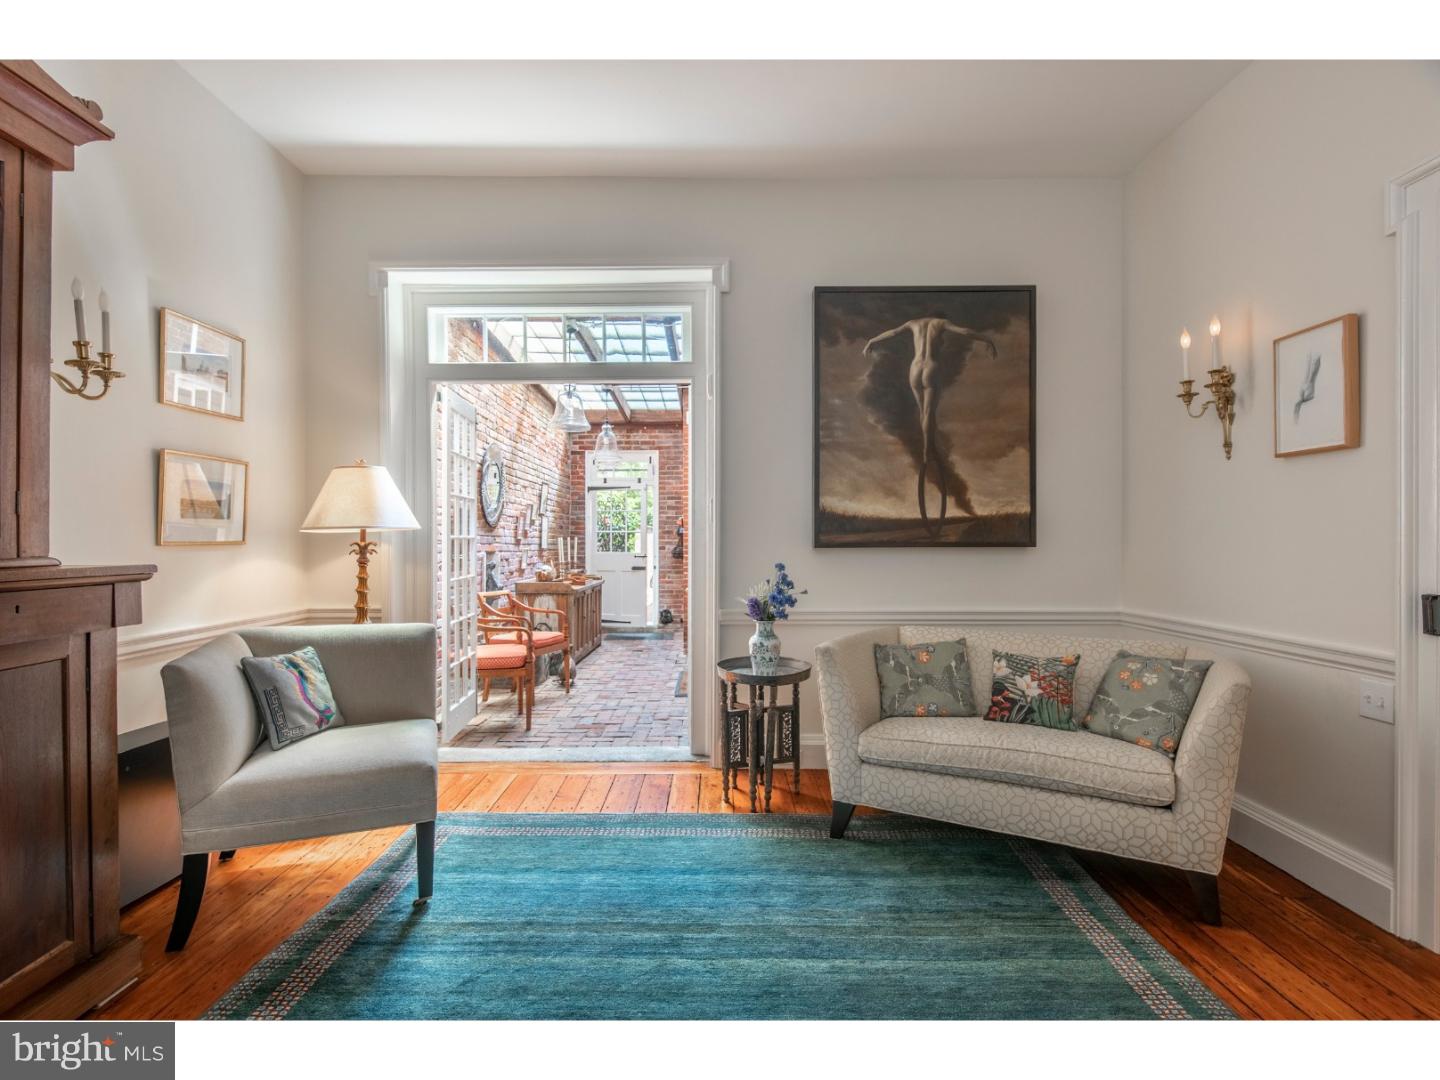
[{"xmin": 447, "ymin": 630, "xmax": 689, "ymax": 749}]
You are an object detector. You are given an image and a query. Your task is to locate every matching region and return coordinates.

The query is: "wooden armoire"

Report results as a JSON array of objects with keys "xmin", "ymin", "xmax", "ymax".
[{"xmin": 0, "ymin": 62, "xmax": 154, "ymax": 1018}]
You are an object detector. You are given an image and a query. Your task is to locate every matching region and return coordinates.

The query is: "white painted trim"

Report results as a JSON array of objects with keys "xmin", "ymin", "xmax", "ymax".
[
  {"xmin": 1118, "ymin": 610, "xmax": 1396, "ymax": 679},
  {"xmin": 718, "ymin": 607, "xmax": 1121, "ymax": 627},
  {"xmin": 1228, "ymin": 795, "xmax": 1395, "ymax": 932},
  {"xmin": 1390, "ymin": 151, "xmax": 1440, "ymax": 949},
  {"xmin": 367, "ymin": 258, "xmax": 730, "ymax": 296},
  {"xmin": 116, "ymin": 608, "xmax": 384, "ymax": 663},
  {"xmin": 1385, "ymin": 152, "xmax": 1440, "ymax": 235},
  {"xmin": 719, "ymin": 605, "xmax": 1397, "ymax": 678}
]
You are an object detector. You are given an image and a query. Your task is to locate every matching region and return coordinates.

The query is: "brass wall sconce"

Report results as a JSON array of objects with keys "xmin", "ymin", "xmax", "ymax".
[
  {"xmin": 52, "ymin": 278, "xmax": 124, "ymax": 400},
  {"xmin": 1176, "ymin": 317, "xmax": 1237, "ymax": 460}
]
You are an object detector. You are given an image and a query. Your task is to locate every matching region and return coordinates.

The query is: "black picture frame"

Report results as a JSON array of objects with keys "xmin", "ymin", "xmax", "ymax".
[{"xmin": 813, "ymin": 285, "xmax": 1037, "ymax": 548}]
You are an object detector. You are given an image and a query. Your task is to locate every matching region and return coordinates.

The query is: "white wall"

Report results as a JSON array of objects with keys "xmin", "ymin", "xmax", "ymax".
[
  {"xmin": 301, "ymin": 175, "xmax": 1125, "ymax": 620},
  {"xmin": 45, "ymin": 60, "xmax": 308, "ymax": 735},
  {"xmin": 1123, "ymin": 60, "xmax": 1440, "ymax": 922}
]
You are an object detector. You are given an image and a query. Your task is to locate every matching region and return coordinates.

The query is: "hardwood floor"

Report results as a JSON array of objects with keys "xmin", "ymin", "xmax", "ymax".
[{"xmin": 96, "ymin": 764, "xmax": 1440, "ymax": 1021}]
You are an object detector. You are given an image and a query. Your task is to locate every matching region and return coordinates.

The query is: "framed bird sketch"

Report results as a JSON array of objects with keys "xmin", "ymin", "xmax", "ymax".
[
  {"xmin": 813, "ymin": 286, "xmax": 1036, "ymax": 547},
  {"xmin": 1273, "ymin": 314, "xmax": 1359, "ymax": 458}
]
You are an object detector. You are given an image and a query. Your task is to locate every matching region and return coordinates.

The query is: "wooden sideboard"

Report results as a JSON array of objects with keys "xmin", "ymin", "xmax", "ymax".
[
  {"xmin": 513, "ymin": 578, "xmax": 604, "ymax": 663},
  {"xmin": 0, "ymin": 63, "xmax": 154, "ymax": 1019}
]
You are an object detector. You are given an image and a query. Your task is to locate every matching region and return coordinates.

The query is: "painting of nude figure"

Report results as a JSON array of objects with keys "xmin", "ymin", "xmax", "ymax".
[{"xmin": 813, "ymin": 286, "xmax": 1035, "ymax": 548}]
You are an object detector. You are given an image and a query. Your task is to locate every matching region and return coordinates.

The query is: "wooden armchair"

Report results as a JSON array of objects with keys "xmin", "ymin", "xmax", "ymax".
[
  {"xmin": 477, "ymin": 615, "xmax": 537, "ymax": 728},
  {"xmin": 481, "ymin": 590, "xmax": 573, "ymax": 694}
]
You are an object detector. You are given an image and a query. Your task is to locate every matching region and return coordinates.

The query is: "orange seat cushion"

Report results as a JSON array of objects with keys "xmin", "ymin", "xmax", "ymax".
[
  {"xmin": 488, "ymin": 630, "xmax": 566, "ymax": 648},
  {"xmin": 474, "ymin": 644, "xmax": 530, "ymax": 670}
]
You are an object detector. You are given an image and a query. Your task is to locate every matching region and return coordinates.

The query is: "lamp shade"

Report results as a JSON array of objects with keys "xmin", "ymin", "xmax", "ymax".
[{"xmin": 301, "ymin": 462, "xmax": 419, "ymax": 533}]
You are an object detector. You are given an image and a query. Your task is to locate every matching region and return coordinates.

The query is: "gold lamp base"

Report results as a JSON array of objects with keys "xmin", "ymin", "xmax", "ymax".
[{"xmin": 349, "ymin": 528, "xmax": 379, "ymax": 624}]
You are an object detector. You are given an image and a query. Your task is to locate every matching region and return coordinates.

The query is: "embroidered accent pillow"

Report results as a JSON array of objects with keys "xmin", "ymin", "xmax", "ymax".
[
  {"xmin": 241, "ymin": 646, "xmax": 345, "ymax": 751},
  {"xmin": 874, "ymin": 640, "xmax": 976, "ymax": 717},
  {"xmin": 985, "ymin": 650, "xmax": 1081, "ymax": 730},
  {"xmin": 1082, "ymin": 652, "xmax": 1213, "ymax": 757}
]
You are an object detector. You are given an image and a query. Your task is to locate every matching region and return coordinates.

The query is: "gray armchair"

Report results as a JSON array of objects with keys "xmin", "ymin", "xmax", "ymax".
[{"xmin": 160, "ymin": 623, "xmax": 439, "ymax": 950}]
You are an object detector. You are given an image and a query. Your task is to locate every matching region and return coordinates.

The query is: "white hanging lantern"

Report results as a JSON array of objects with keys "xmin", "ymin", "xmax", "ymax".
[
  {"xmin": 593, "ymin": 421, "xmax": 621, "ymax": 469},
  {"xmin": 551, "ymin": 384, "xmax": 590, "ymax": 433}
]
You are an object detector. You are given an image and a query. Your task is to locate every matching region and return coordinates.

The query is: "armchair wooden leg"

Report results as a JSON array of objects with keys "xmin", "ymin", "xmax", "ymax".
[
  {"xmin": 481, "ymin": 677, "xmax": 491, "ymax": 703},
  {"xmin": 563, "ymin": 647, "xmax": 572, "ymax": 692},
  {"xmin": 166, "ymin": 853, "xmax": 210, "ymax": 951},
  {"xmin": 1185, "ymin": 870, "xmax": 1222, "ymax": 926},
  {"xmin": 414, "ymin": 820, "xmax": 435, "ymax": 906},
  {"xmin": 830, "ymin": 801, "xmax": 856, "ymax": 839},
  {"xmin": 218, "ymin": 849, "xmax": 236, "ymax": 862},
  {"xmin": 524, "ymin": 672, "xmax": 534, "ymax": 730}
]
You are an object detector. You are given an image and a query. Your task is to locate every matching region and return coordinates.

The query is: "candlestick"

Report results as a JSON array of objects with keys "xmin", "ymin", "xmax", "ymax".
[
  {"xmin": 1208, "ymin": 315, "xmax": 1222, "ymax": 370},
  {"xmin": 1179, "ymin": 328, "xmax": 1191, "ymax": 381},
  {"xmin": 71, "ymin": 277, "xmax": 87, "ymax": 342},
  {"xmin": 99, "ymin": 289, "xmax": 111, "ymax": 354}
]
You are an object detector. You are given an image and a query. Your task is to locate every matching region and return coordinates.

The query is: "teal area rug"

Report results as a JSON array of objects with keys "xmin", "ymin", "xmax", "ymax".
[{"xmin": 205, "ymin": 813, "xmax": 1232, "ymax": 1020}]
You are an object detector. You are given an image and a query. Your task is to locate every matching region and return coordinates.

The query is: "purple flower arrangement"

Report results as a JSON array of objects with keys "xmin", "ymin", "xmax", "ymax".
[{"xmin": 743, "ymin": 562, "xmax": 806, "ymax": 622}]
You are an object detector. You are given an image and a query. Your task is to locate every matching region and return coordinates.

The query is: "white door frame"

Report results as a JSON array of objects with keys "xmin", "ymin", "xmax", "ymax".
[
  {"xmin": 1389, "ymin": 152, "xmax": 1440, "ymax": 950},
  {"xmin": 585, "ymin": 449, "xmax": 660, "ymax": 626},
  {"xmin": 377, "ymin": 263, "xmax": 726, "ymax": 761}
]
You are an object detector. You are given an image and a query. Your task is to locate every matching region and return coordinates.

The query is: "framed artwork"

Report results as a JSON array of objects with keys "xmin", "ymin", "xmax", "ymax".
[
  {"xmin": 157, "ymin": 449, "xmax": 249, "ymax": 545},
  {"xmin": 159, "ymin": 308, "xmax": 246, "ymax": 420},
  {"xmin": 537, "ymin": 481, "xmax": 551, "ymax": 516},
  {"xmin": 1273, "ymin": 314, "xmax": 1360, "ymax": 457},
  {"xmin": 813, "ymin": 286, "xmax": 1036, "ymax": 547}
]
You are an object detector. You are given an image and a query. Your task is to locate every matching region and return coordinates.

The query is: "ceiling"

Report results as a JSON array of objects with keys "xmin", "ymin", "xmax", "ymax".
[{"xmin": 178, "ymin": 60, "xmax": 1248, "ymax": 179}]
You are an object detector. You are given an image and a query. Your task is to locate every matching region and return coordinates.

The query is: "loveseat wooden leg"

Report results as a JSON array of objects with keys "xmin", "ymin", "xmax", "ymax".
[
  {"xmin": 830, "ymin": 801, "xmax": 856, "ymax": 839},
  {"xmin": 414, "ymin": 820, "xmax": 435, "ymax": 906},
  {"xmin": 1185, "ymin": 870, "xmax": 1222, "ymax": 925},
  {"xmin": 166, "ymin": 853, "xmax": 210, "ymax": 951}
]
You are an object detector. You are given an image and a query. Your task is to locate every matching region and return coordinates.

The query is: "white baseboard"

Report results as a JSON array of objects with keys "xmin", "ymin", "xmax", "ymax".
[{"xmin": 1225, "ymin": 795, "xmax": 1394, "ymax": 930}]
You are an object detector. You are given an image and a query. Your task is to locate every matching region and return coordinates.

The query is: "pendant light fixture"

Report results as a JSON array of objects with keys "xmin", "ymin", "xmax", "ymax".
[
  {"xmin": 551, "ymin": 384, "xmax": 590, "ymax": 433},
  {"xmin": 593, "ymin": 420, "xmax": 621, "ymax": 469}
]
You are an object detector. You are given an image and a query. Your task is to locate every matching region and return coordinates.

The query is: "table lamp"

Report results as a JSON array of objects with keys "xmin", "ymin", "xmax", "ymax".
[{"xmin": 301, "ymin": 460, "xmax": 419, "ymax": 623}]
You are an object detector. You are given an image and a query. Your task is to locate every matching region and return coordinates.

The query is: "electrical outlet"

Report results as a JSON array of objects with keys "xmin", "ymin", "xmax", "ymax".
[{"xmin": 1359, "ymin": 679, "xmax": 1394, "ymax": 724}]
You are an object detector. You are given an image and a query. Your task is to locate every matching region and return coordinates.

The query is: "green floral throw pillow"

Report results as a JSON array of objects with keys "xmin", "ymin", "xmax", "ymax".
[
  {"xmin": 1081, "ymin": 652, "xmax": 1214, "ymax": 757},
  {"xmin": 874, "ymin": 640, "xmax": 976, "ymax": 717},
  {"xmin": 985, "ymin": 650, "xmax": 1081, "ymax": 730}
]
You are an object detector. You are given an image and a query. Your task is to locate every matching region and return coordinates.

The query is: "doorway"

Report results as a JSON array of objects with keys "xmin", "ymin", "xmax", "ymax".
[
  {"xmin": 381, "ymin": 264, "xmax": 724, "ymax": 763},
  {"xmin": 587, "ymin": 450, "xmax": 658, "ymax": 627},
  {"xmin": 427, "ymin": 313, "xmax": 694, "ymax": 757}
]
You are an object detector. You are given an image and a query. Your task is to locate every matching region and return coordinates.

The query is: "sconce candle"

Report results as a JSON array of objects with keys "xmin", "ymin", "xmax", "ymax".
[
  {"xmin": 71, "ymin": 277, "xmax": 86, "ymax": 342},
  {"xmin": 1177, "ymin": 315, "xmax": 1237, "ymax": 460},
  {"xmin": 99, "ymin": 290, "xmax": 111, "ymax": 354},
  {"xmin": 1179, "ymin": 328, "xmax": 1192, "ymax": 381}
]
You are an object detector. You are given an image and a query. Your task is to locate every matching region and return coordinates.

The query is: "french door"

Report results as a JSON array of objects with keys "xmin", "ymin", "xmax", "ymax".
[{"xmin": 438, "ymin": 389, "xmax": 481, "ymax": 742}]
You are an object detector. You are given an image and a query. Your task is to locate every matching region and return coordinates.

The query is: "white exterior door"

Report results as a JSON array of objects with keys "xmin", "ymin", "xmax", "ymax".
[
  {"xmin": 438, "ymin": 390, "xmax": 481, "ymax": 742},
  {"xmin": 586, "ymin": 451, "xmax": 656, "ymax": 626}
]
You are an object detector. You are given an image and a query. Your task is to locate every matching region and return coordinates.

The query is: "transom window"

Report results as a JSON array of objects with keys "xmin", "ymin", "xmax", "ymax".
[{"xmin": 444, "ymin": 310, "xmax": 685, "ymax": 364}]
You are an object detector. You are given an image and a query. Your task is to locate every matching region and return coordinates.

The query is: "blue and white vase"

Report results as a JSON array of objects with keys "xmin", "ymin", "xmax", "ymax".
[{"xmin": 748, "ymin": 620, "xmax": 781, "ymax": 673}]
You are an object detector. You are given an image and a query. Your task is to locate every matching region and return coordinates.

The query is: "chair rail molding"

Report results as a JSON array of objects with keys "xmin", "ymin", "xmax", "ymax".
[
  {"xmin": 1387, "ymin": 150, "xmax": 1440, "ymax": 950},
  {"xmin": 118, "ymin": 608, "xmax": 385, "ymax": 663}
]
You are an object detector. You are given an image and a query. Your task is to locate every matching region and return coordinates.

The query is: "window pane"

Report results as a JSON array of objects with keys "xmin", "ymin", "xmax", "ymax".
[{"xmin": 442, "ymin": 312, "xmax": 686, "ymax": 363}]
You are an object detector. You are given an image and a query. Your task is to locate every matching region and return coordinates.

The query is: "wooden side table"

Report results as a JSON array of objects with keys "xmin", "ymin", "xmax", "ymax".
[{"xmin": 716, "ymin": 657, "xmax": 812, "ymax": 812}]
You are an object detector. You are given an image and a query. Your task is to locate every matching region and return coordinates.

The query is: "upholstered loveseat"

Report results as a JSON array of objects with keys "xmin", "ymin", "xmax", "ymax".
[{"xmin": 815, "ymin": 626, "xmax": 1250, "ymax": 923}]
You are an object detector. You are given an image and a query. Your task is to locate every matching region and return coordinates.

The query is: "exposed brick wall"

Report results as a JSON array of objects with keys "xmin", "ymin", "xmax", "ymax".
[
  {"xmin": 434, "ymin": 321, "xmax": 575, "ymax": 594},
  {"xmin": 564, "ymin": 386, "xmax": 689, "ymax": 625}
]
